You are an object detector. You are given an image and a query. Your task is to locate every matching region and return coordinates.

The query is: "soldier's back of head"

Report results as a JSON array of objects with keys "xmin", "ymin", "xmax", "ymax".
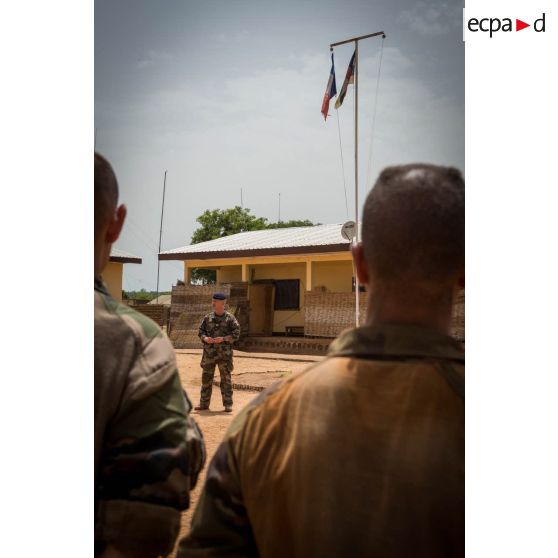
[{"xmin": 362, "ymin": 163, "xmax": 464, "ymax": 296}]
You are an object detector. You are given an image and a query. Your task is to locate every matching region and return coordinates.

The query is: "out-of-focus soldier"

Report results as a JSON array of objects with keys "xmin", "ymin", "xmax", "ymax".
[
  {"xmin": 94, "ymin": 152, "xmax": 205, "ymax": 557},
  {"xmin": 178, "ymin": 163, "xmax": 465, "ymax": 558}
]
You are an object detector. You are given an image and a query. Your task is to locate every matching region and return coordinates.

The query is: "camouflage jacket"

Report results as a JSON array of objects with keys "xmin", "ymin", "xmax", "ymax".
[
  {"xmin": 177, "ymin": 324, "xmax": 464, "ymax": 558},
  {"xmin": 95, "ymin": 277, "xmax": 206, "ymax": 557},
  {"xmin": 198, "ymin": 311, "xmax": 240, "ymax": 361}
]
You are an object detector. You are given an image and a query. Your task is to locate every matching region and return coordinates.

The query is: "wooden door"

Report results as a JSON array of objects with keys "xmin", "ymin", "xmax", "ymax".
[{"xmin": 248, "ymin": 284, "xmax": 275, "ymax": 336}]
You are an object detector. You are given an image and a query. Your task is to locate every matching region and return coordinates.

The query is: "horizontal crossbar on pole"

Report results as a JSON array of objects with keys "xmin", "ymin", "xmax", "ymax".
[{"xmin": 330, "ymin": 31, "xmax": 385, "ymax": 48}]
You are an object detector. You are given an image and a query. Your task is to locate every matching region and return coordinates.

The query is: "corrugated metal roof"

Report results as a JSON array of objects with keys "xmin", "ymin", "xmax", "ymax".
[
  {"xmin": 110, "ymin": 248, "xmax": 142, "ymax": 264},
  {"xmin": 159, "ymin": 224, "xmax": 357, "ymax": 260}
]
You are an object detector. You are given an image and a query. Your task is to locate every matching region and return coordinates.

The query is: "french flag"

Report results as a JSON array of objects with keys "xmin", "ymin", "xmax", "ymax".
[{"xmin": 321, "ymin": 53, "xmax": 337, "ymax": 121}]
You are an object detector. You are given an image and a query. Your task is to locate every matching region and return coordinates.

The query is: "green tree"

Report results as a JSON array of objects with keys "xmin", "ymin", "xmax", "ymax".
[
  {"xmin": 126, "ymin": 289, "xmax": 150, "ymax": 301},
  {"xmin": 190, "ymin": 269, "xmax": 217, "ymax": 285},
  {"xmin": 191, "ymin": 206, "xmax": 268, "ymax": 244},
  {"xmin": 190, "ymin": 207, "xmax": 268, "ymax": 284},
  {"xmin": 266, "ymin": 219, "xmax": 318, "ymax": 229}
]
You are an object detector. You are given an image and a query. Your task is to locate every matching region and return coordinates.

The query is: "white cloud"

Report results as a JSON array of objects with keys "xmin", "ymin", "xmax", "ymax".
[
  {"xmin": 211, "ymin": 30, "xmax": 250, "ymax": 44},
  {"xmin": 399, "ymin": 1, "xmax": 461, "ymax": 37},
  {"xmin": 99, "ymin": 45, "xmax": 463, "ymax": 290},
  {"xmin": 120, "ymin": 44, "xmax": 463, "ymax": 204},
  {"xmin": 136, "ymin": 50, "xmax": 174, "ymax": 69}
]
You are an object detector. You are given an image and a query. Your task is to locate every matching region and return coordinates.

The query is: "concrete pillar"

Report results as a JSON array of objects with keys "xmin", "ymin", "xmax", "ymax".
[
  {"xmin": 306, "ymin": 258, "xmax": 312, "ymax": 291},
  {"xmin": 242, "ymin": 263, "xmax": 249, "ymax": 282}
]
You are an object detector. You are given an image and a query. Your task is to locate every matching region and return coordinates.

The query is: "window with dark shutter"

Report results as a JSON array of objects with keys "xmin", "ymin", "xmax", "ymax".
[{"xmin": 274, "ymin": 279, "xmax": 300, "ymax": 310}]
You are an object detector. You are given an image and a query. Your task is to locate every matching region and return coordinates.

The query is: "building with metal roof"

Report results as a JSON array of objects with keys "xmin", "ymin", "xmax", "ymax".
[
  {"xmin": 102, "ymin": 248, "xmax": 143, "ymax": 302},
  {"xmin": 160, "ymin": 224, "xmax": 359, "ymax": 339},
  {"xmin": 160, "ymin": 224, "xmax": 464, "ymax": 352},
  {"xmin": 159, "ymin": 223, "xmax": 353, "ymax": 260}
]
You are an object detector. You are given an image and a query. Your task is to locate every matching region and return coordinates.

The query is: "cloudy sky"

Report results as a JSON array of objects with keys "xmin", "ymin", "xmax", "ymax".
[{"xmin": 95, "ymin": 0, "xmax": 464, "ymax": 292}]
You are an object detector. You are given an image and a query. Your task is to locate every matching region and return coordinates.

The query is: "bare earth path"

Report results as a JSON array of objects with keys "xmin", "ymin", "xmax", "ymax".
[{"xmin": 172, "ymin": 349, "xmax": 322, "ymax": 555}]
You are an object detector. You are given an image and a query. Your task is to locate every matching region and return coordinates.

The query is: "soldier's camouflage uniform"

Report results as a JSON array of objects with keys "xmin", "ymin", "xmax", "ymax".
[
  {"xmin": 178, "ymin": 324, "xmax": 465, "ymax": 558},
  {"xmin": 94, "ymin": 277, "xmax": 206, "ymax": 557},
  {"xmin": 198, "ymin": 311, "xmax": 241, "ymax": 408}
]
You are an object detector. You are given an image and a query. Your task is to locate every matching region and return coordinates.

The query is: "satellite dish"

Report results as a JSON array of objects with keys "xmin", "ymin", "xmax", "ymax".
[{"xmin": 341, "ymin": 221, "xmax": 356, "ymax": 241}]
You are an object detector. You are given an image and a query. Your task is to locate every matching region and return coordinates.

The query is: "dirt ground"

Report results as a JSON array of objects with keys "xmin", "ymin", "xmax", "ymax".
[{"xmin": 171, "ymin": 348, "xmax": 322, "ymax": 555}]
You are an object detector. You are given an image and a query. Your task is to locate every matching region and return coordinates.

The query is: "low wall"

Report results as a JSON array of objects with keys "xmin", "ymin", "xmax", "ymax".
[
  {"xmin": 451, "ymin": 289, "xmax": 465, "ymax": 342},
  {"xmin": 133, "ymin": 304, "xmax": 169, "ymax": 327},
  {"xmin": 240, "ymin": 336, "xmax": 331, "ymax": 356},
  {"xmin": 169, "ymin": 286, "xmax": 465, "ymax": 349},
  {"xmin": 305, "ymin": 292, "xmax": 368, "ymax": 338},
  {"xmin": 305, "ymin": 289, "xmax": 465, "ymax": 342}
]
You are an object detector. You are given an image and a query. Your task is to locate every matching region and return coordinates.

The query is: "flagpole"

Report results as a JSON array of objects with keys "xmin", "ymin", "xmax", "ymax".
[
  {"xmin": 156, "ymin": 170, "xmax": 167, "ymax": 304},
  {"xmin": 354, "ymin": 40, "xmax": 360, "ymax": 327},
  {"xmin": 329, "ymin": 30, "xmax": 386, "ymax": 328}
]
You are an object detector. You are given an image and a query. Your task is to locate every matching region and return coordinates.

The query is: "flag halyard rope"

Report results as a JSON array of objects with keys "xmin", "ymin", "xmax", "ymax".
[
  {"xmin": 335, "ymin": 109, "xmax": 350, "ymax": 219},
  {"xmin": 365, "ymin": 36, "xmax": 385, "ymax": 193}
]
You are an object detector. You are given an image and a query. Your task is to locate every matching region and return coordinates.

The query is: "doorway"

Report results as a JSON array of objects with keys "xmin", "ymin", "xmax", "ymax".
[{"xmin": 248, "ymin": 283, "xmax": 275, "ymax": 336}]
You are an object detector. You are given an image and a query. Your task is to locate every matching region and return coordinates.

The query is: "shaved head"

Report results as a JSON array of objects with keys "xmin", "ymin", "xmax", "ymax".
[
  {"xmin": 94, "ymin": 152, "xmax": 126, "ymax": 276},
  {"xmin": 95, "ymin": 152, "xmax": 119, "ymax": 237},
  {"xmin": 362, "ymin": 164, "xmax": 464, "ymax": 286}
]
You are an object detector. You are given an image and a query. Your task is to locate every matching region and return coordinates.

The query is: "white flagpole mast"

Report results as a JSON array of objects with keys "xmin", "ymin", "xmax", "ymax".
[
  {"xmin": 354, "ymin": 40, "xmax": 359, "ymax": 327},
  {"xmin": 156, "ymin": 170, "xmax": 167, "ymax": 303},
  {"xmin": 330, "ymin": 30, "xmax": 385, "ymax": 327}
]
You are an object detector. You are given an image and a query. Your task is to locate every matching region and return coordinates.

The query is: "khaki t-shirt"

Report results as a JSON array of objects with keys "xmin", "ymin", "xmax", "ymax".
[{"xmin": 179, "ymin": 324, "xmax": 464, "ymax": 558}]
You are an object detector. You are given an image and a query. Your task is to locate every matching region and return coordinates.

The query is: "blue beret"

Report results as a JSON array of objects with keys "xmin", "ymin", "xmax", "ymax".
[{"xmin": 212, "ymin": 292, "xmax": 227, "ymax": 300}]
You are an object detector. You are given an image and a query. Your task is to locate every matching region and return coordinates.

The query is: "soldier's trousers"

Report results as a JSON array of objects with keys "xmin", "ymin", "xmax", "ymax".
[{"xmin": 200, "ymin": 360, "xmax": 233, "ymax": 407}]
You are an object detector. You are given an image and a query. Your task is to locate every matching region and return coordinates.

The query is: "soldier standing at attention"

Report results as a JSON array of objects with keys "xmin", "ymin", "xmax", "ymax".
[{"xmin": 195, "ymin": 293, "xmax": 240, "ymax": 413}]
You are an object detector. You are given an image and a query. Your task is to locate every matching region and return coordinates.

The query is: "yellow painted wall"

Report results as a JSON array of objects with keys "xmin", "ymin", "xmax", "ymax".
[
  {"xmin": 312, "ymin": 260, "xmax": 354, "ymax": 292},
  {"xmin": 103, "ymin": 262, "xmax": 123, "ymax": 302},
  {"xmin": 252, "ymin": 263, "xmax": 306, "ymax": 332},
  {"xmin": 218, "ymin": 265, "xmax": 242, "ymax": 283}
]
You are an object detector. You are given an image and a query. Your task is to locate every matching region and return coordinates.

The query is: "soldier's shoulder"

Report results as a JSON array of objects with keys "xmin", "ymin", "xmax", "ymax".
[
  {"xmin": 226, "ymin": 363, "xmax": 320, "ymax": 439},
  {"xmin": 225, "ymin": 311, "xmax": 238, "ymax": 321},
  {"xmin": 98, "ymin": 293, "xmax": 163, "ymax": 340},
  {"xmin": 95, "ymin": 290, "xmax": 177, "ymax": 400}
]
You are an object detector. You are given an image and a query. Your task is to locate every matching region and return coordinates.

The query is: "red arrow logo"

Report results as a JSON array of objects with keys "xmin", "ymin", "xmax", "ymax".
[{"xmin": 516, "ymin": 19, "xmax": 530, "ymax": 31}]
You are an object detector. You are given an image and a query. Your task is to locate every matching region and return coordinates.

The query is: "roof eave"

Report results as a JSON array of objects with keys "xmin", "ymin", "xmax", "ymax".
[
  {"xmin": 158, "ymin": 244, "xmax": 351, "ymax": 261},
  {"xmin": 110, "ymin": 256, "xmax": 143, "ymax": 264}
]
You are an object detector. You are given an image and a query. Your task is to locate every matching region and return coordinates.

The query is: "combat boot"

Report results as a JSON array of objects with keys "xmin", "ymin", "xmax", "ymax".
[
  {"xmin": 194, "ymin": 404, "xmax": 209, "ymax": 411},
  {"xmin": 224, "ymin": 406, "xmax": 232, "ymax": 413}
]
